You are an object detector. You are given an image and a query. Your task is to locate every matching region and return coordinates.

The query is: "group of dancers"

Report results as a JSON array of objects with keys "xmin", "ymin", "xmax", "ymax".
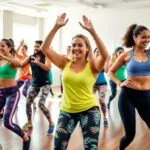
[{"xmin": 0, "ymin": 13, "xmax": 150, "ymax": 150}]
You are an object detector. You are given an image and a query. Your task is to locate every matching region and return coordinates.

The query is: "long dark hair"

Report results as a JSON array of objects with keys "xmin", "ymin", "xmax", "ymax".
[{"xmin": 2, "ymin": 39, "xmax": 16, "ymax": 56}]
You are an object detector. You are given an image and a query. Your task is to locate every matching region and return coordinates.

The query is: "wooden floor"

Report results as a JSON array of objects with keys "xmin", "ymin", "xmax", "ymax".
[{"xmin": 0, "ymin": 87, "xmax": 150, "ymax": 150}]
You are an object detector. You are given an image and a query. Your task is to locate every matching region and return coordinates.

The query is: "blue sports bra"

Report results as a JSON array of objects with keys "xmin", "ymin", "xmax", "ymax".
[{"xmin": 126, "ymin": 50, "xmax": 150, "ymax": 76}]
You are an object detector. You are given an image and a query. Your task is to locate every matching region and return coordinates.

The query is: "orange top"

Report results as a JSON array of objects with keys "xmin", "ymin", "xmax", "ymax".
[
  {"xmin": 16, "ymin": 54, "xmax": 32, "ymax": 80},
  {"xmin": 18, "ymin": 64, "xmax": 32, "ymax": 80}
]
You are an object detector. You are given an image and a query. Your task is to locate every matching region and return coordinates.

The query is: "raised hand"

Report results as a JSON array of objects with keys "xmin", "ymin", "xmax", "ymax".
[
  {"xmin": 20, "ymin": 39, "xmax": 24, "ymax": 46},
  {"xmin": 79, "ymin": 15, "xmax": 94, "ymax": 32},
  {"xmin": 55, "ymin": 13, "xmax": 69, "ymax": 29}
]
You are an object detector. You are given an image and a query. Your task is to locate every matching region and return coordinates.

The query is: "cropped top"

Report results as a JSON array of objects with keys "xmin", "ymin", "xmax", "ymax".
[
  {"xmin": 0, "ymin": 62, "xmax": 17, "ymax": 79},
  {"xmin": 126, "ymin": 50, "xmax": 150, "ymax": 76}
]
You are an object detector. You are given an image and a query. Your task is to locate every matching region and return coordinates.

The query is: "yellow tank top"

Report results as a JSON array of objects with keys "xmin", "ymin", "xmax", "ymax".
[{"xmin": 61, "ymin": 61, "xmax": 99, "ymax": 113}]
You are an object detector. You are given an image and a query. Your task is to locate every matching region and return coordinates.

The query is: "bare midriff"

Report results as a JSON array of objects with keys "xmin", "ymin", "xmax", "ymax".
[
  {"xmin": 128, "ymin": 76, "xmax": 150, "ymax": 90},
  {"xmin": 0, "ymin": 79, "xmax": 17, "ymax": 89}
]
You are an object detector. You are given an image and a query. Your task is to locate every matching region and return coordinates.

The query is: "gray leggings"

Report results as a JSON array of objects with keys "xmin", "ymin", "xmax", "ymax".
[{"xmin": 26, "ymin": 85, "xmax": 50, "ymax": 121}]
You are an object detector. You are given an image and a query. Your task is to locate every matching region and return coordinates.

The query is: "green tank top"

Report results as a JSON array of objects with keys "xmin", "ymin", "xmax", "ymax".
[
  {"xmin": 61, "ymin": 61, "xmax": 99, "ymax": 113},
  {"xmin": 113, "ymin": 56, "xmax": 126, "ymax": 81},
  {"xmin": 0, "ymin": 62, "xmax": 17, "ymax": 79},
  {"xmin": 115, "ymin": 65, "xmax": 126, "ymax": 81}
]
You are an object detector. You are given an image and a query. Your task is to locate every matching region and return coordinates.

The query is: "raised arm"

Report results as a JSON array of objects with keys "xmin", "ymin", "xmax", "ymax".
[
  {"xmin": 41, "ymin": 13, "xmax": 69, "ymax": 70},
  {"xmin": 16, "ymin": 40, "xmax": 24, "ymax": 53},
  {"xmin": 104, "ymin": 55, "xmax": 111, "ymax": 73},
  {"xmin": 21, "ymin": 56, "xmax": 30, "ymax": 67},
  {"xmin": 79, "ymin": 15, "xmax": 108, "ymax": 73}
]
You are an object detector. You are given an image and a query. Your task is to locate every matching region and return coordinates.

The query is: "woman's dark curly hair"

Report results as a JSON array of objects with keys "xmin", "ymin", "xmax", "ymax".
[{"xmin": 122, "ymin": 24, "xmax": 149, "ymax": 48}]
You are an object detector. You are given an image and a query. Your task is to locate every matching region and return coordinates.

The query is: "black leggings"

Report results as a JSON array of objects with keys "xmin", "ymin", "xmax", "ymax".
[{"xmin": 118, "ymin": 87, "xmax": 150, "ymax": 150}]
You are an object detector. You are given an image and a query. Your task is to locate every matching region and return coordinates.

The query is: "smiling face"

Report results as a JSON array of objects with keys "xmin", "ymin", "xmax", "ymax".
[
  {"xmin": 133, "ymin": 30, "xmax": 150, "ymax": 49},
  {"xmin": 0, "ymin": 40, "xmax": 11, "ymax": 56},
  {"xmin": 71, "ymin": 37, "xmax": 88, "ymax": 60}
]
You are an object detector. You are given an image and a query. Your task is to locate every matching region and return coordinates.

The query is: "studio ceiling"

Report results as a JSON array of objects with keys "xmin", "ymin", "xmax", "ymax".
[{"xmin": 0, "ymin": 0, "xmax": 150, "ymax": 16}]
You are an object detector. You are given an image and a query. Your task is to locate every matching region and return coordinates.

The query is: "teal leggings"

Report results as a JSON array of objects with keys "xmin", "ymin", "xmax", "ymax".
[{"xmin": 54, "ymin": 107, "xmax": 101, "ymax": 150}]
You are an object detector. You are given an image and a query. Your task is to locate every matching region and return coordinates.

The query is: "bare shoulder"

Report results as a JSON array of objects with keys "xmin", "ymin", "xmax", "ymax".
[{"xmin": 123, "ymin": 50, "xmax": 132, "ymax": 63}]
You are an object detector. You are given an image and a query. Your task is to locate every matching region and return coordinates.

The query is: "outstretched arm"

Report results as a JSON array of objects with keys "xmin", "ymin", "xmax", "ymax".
[
  {"xmin": 79, "ymin": 16, "xmax": 108, "ymax": 74},
  {"xmin": 41, "ymin": 13, "xmax": 69, "ymax": 70}
]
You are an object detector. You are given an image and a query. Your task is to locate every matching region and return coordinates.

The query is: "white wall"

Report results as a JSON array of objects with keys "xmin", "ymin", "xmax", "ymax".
[
  {"xmin": 13, "ymin": 13, "xmax": 44, "ymax": 54},
  {"xmin": 0, "ymin": 11, "xmax": 44, "ymax": 54},
  {"xmin": 44, "ymin": 7, "xmax": 150, "ymax": 52},
  {"xmin": 43, "ymin": 7, "xmax": 150, "ymax": 86}
]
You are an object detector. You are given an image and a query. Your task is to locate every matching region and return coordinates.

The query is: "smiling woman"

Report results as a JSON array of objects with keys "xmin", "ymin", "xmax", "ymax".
[
  {"xmin": 41, "ymin": 13, "xmax": 108, "ymax": 150},
  {"xmin": 108, "ymin": 24, "xmax": 150, "ymax": 150}
]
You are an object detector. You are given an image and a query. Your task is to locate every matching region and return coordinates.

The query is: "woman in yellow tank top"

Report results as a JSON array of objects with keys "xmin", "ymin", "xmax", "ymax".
[{"xmin": 41, "ymin": 13, "xmax": 108, "ymax": 149}]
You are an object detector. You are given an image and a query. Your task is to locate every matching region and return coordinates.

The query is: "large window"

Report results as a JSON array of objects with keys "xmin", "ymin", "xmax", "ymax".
[{"xmin": 13, "ymin": 14, "xmax": 39, "ymax": 54}]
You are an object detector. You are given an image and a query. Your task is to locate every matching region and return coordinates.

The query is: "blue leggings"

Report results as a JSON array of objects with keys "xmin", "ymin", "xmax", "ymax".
[
  {"xmin": 0, "ymin": 86, "xmax": 24, "ymax": 139},
  {"xmin": 118, "ymin": 87, "xmax": 150, "ymax": 150},
  {"xmin": 54, "ymin": 106, "xmax": 101, "ymax": 150}
]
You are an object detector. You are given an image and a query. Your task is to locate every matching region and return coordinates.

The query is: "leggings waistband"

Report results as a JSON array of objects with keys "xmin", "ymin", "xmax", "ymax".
[{"xmin": 0, "ymin": 86, "xmax": 19, "ymax": 95}]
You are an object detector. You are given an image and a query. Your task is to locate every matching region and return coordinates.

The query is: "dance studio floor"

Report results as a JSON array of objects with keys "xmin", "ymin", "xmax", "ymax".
[{"xmin": 0, "ymin": 87, "xmax": 150, "ymax": 150}]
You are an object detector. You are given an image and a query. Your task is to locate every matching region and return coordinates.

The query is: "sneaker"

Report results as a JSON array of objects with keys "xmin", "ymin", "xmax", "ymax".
[
  {"xmin": 104, "ymin": 118, "xmax": 108, "ymax": 127},
  {"xmin": 22, "ymin": 123, "xmax": 33, "ymax": 131},
  {"xmin": 23, "ymin": 136, "xmax": 31, "ymax": 150},
  {"xmin": 47, "ymin": 124, "xmax": 55, "ymax": 136}
]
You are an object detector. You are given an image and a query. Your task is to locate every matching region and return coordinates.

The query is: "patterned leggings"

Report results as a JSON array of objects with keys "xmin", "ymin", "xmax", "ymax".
[
  {"xmin": 93, "ymin": 84, "xmax": 107, "ymax": 118},
  {"xmin": 17, "ymin": 79, "xmax": 31, "ymax": 97},
  {"xmin": 54, "ymin": 107, "xmax": 101, "ymax": 150},
  {"xmin": 26, "ymin": 85, "xmax": 50, "ymax": 121},
  {"xmin": 0, "ymin": 86, "xmax": 24, "ymax": 139}
]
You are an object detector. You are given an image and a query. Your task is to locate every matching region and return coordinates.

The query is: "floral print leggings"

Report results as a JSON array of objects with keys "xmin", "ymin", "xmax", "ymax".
[{"xmin": 54, "ymin": 106, "xmax": 101, "ymax": 150}]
